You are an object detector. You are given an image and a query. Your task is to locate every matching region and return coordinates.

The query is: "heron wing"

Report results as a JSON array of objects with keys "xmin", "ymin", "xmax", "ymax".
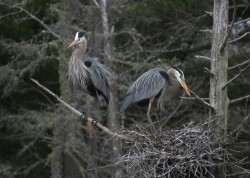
[
  {"xmin": 119, "ymin": 68, "xmax": 168, "ymax": 112},
  {"xmin": 84, "ymin": 57, "xmax": 112, "ymax": 104}
]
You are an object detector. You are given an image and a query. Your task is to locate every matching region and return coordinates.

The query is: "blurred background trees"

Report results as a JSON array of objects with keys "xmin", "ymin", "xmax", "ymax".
[{"xmin": 0, "ymin": 0, "xmax": 249, "ymax": 177}]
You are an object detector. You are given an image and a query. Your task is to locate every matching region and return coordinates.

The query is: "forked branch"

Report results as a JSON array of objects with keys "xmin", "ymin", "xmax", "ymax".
[
  {"xmin": 30, "ymin": 78, "xmax": 131, "ymax": 141},
  {"xmin": 223, "ymin": 64, "xmax": 250, "ymax": 89},
  {"xmin": 228, "ymin": 59, "xmax": 250, "ymax": 70}
]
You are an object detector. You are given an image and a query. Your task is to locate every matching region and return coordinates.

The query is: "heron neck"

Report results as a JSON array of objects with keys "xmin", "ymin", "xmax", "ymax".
[{"xmin": 72, "ymin": 39, "xmax": 87, "ymax": 60}]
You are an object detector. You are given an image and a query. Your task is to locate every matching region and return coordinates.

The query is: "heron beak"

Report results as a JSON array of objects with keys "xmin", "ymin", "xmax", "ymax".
[
  {"xmin": 68, "ymin": 40, "xmax": 77, "ymax": 48},
  {"xmin": 180, "ymin": 80, "xmax": 191, "ymax": 96}
]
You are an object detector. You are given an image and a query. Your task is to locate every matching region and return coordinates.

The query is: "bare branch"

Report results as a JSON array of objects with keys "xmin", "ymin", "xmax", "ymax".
[
  {"xmin": 200, "ymin": 29, "xmax": 212, "ymax": 33},
  {"xmin": 195, "ymin": 55, "xmax": 211, "ymax": 61},
  {"xmin": 205, "ymin": 11, "xmax": 213, "ymax": 16},
  {"xmin": 180, "ymin": 96, "xmax": 209, "ymax": 101},
  {"xmin": 92, "ymin": 0, "xmax": 100, "ymax": 8},
  {"xmin": 232, "ymin": 17, "xmax": 250, "ymax": 26},
  {"xmin": 230, "ymin": 31, "xmax": 250, "ymax": 43},
  {"xmin": 220, "ymin": 0, "xmax": 236, "ymax": 53},
  {"xmin": 189, "ymin": 90, "xmax": 214, "ymax": 110},
  {"xmin": 204, "ymin": 67, "xmax": 215, "ymax": 77},
  {"xmin": 30, "ymin": 78, "xmax": 131, "ymax": 141},
  {"xmin": 0, "ymin": 2, "xmax": 61, "ymax": 39},
  {"xmin": 223, "ymin": 64, "xmax": 250, "ymax": 89},
  {"xmin": 228, "ymin": 59, "xmax": 250, "ymax": 70},
  {"xmin": 230, "ymin": 95, "xmax": 250, "ymax": 105}
]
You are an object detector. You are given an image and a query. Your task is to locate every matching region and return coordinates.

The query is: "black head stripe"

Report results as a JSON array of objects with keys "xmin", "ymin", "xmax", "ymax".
[
  {"xmin": 78, "ymin": 32, "xmax": 84, "ymax": 38},
  {"xmin": 171, "ymin": 66, "xmax": 184, "ymax": 76}
]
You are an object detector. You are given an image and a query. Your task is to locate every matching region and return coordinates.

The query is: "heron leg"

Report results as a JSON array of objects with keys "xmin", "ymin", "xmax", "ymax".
[
  {"xmin": 147, "ymin": 96, "xmax": 156, "ymax": 133},
  {"xmin": 84, "ymin": 90, "xmax": 100, "ymax": 138}
]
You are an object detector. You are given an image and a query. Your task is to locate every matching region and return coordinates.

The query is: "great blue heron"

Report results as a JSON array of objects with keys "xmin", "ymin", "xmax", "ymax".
[
  {"xmin": 119, "ymin": 67, "xmax": 190, "ymax": 131},
  {"xmin": 68, "ymin": 32, "xmax": 112, "ymax": 137}
]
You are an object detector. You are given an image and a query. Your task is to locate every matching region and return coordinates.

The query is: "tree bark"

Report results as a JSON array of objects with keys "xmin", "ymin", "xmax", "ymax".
[
  {"xmin": 210, "ymin": 0, "xmax": 229, "ymax": 137},
  {"xmin": 210, "ymin": 0, "xmax": 229, "ymax": 177},
  {"xmin": 99, "ymin": 0, "xmax": 122, "ymax": 177}
]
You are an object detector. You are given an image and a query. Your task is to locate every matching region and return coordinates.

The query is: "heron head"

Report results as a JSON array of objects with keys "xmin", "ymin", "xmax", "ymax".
[
  {"xmin": 68, "ymin": 32, "xmax": 86, "ymax": 48},
  {"xmin": 172, "ymin": 66, "xmax": 191, "ymax": 96}
]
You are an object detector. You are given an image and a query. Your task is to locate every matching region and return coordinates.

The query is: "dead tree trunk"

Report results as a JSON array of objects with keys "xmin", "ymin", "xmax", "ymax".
[
  {"xmin": 99, "ymin": 0, "xmax": 122, "ymax": 177},
  {"xmin": 210, "ymin": 0, "xmax": 229, "ymax": 137},
  {"xmin": 210, "ymin": 0, "xmax": 229, "ymax": 177}
]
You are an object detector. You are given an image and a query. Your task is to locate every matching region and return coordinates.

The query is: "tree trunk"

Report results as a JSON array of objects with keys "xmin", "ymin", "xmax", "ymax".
[
  {"xmin": 210, "ymin": 0, "xmax": 229, "ymax": 177},
  {"xmin": 99, "ymin": 0, "xmax": 122, "ymax": 177}
]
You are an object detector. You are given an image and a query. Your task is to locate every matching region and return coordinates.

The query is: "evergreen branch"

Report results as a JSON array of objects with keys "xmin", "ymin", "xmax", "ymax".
[
  {"xmin": 30, "ymin": 78, "xmax": 131, "ymax": 141},
  {"xmin": 0, "ymin": 2, "xmax": 61, "ymax": 39}
]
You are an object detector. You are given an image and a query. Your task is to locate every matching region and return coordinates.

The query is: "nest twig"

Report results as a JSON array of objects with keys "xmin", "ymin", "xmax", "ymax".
[{"xmin": 118, "ymin": 119, "xmax": 226, "ymax": 178}]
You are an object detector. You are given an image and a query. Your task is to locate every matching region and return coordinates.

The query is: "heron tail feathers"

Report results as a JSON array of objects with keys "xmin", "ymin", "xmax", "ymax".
[{"xmin": 119, "ymin": 95, "xmax": 133, "ymax": 112}]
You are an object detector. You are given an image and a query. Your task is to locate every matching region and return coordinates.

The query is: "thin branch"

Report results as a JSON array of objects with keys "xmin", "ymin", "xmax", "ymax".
[
  {"xmin": 232, "ymin": 17, "xmax": 250, "ymax": 26},
  {"xmin": 0, "ymin": 10, "xmax": 21, "ymax": 19},
  {"xmin": 205, "ymin": 11, "xmax": 213, "ymax": 16},
  {"xmin": 30, "ymin": 78, "xmax": 131, "ymax": 141},
  {"xmin": 223, "ymin": 64, "xmax": 250, "ymax": 89},
  {"xmin": 228, "ymin": 59, "xmax": 250, "ymax": 70},
  {"xmin": 200, "ymin": 29, "xmax": 212, "ymax": 33},
  {"xmin": 230, "ymin": 31, "xmax": 250, "ymax": 43},
  {"xmin": 204, "ymin": 67, "xmax": 215, "ymax": 77},
  {"xmin": 180, "ymin": 96, "xmax": 209, "ymax": 101},
  {"xmin": 195, "ymin": 55, "xmax": 211, "ymax": 61},
  {"xmin": 189, "ymin": 90, "xmax": 214, "ymax": 110},
  {"xmin": 92, "ymin": 0, "xmax": 100, "ymax": 8},
  {"xmin": 0, "ymin": 3, "xmax": 61, "ymax": 39},
  {"xmin": 230, "ymin": 95, "xmax": 250, "ymax": 105},
  {"xmin": 220, "ymin": 0, "xmax": 236, "ymax": 53}
]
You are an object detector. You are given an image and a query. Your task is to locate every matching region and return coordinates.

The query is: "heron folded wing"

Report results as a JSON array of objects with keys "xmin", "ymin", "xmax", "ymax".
[
  {"xmin": 120, "ymin": 68, "xmax": 168, "ymax": 111},
  {"xmin": 84, "ymin": 58, "xmax": 112, "ymax": 104}
]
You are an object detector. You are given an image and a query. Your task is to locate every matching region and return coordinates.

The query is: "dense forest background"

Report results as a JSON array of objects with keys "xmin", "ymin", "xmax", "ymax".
[{"xmin": 0, "ymin": 0, "xmax": 250, "ymax": 177}]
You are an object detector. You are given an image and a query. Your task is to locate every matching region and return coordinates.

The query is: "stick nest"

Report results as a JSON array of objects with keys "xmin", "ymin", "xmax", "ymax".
[{"xmin": 119, "ymin": 120, "xmax": 226, "ymax": 178}]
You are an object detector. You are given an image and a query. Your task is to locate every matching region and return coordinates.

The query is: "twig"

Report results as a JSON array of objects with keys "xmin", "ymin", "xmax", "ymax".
[
  {"xmin": 230, "ymin": 31, "xmax": 250, "ymax": 43},
  {"xmin": 228, "ymin": 59, "xmax": 250, "ymax": 70},
  {"xmin": 30, "ymin": 78, "xmax": 131, "ymax": 141},
  {"xmin": 223, "ymin": 64, "xmax": 250, "ymax": 89},
  {"xmin": 220, "ymin": 0, "xmax": 236, "ymax": 53},
  {"xmin": 195, "ymin": 55, "xmax": 211, "ymax": 61},
  {"xmin": 189, "ymin": 90, "xmax": 214, "ymax": 110},
  {"xmin": 230, "ymin": 95, "xmax": 250, "ymax": 105}
]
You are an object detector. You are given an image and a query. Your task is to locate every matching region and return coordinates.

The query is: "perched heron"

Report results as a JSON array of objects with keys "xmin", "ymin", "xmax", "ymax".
[
  {"xmin": 68, "ymin": 32, "xmax": 112, "ymax": 137},
  {"xmin": 119, "ymin": 67, "xmax": 190, "ymax": 131}
]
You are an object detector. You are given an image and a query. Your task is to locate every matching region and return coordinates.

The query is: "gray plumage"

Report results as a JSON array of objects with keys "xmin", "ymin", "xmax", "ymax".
[
  {"xmin": 119, "ymin": 67, "xmax": 190, "ymax": 112},
  {"xmin": 68, "ymin": 32, "xmax": 112, "ymax": 104}
]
